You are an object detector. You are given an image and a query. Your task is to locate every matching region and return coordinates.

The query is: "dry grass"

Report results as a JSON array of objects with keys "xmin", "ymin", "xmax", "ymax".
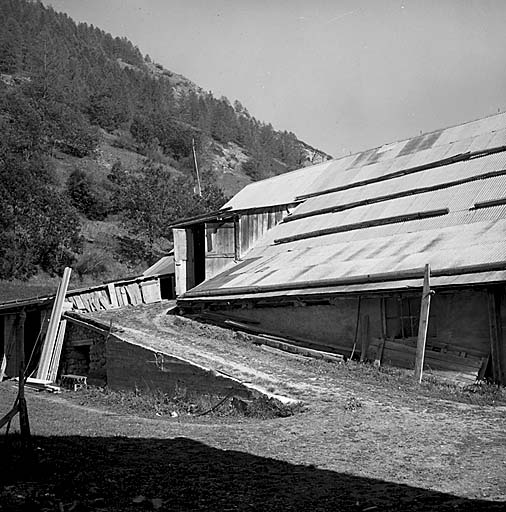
[{"xmin": 64, "ymin": 385, "xmax": 302, "ymax": 420}]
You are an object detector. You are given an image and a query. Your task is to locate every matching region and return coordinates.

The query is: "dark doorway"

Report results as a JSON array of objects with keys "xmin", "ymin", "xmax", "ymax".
[
  {"xmin": 25, "ymin": 309, "xmax": 42, "ymax": 376},
  {"xmin": 191, "ymin": 224, "xmax": 206, "ymax": 287},
  {"xmin": 160, "ymin": 275, "xmax": 175, "ymax": 299}
]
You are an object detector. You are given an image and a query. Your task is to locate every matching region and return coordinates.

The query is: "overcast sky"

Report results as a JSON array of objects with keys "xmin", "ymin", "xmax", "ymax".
[{"xmin": 49, "ymin": 0, "xmax": 506, "ymax": 157}]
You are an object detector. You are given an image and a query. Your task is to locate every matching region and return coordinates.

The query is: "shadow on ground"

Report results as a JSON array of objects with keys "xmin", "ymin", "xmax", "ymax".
[{"xmin": 1, "ymin": 435, "xmax": 503, "ymax": 511}]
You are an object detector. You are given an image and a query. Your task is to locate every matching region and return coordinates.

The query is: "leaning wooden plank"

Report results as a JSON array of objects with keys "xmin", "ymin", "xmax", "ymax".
[
  {"xmin": 36, "ymin": 268, "xmax": 72, "ymax": 380},
  {"xmin": 73, "ymin": 294, "xmax": 86, "ymax": 311},
  {"xmin": 98, "ymin": 290, "xmax": 111, "ymax": 310},
  {"xmin": 140, "ymin": 279, "xmax": 161, "ymax": 304},
  {"xmin": 48, "ymin": 319, "xmax": 67, "ymax": 383},
  {"xmin": 115, "ymin": 286, "xmax": 124, "ymax": 307},
  {"xmin": 131, "ymin": 283, "xmax": 143, "ymax": 304},
  {"xmin": 139, "ymin": 280, "xmax": 153, "ymax": 303},
  {"xmin": 120, "ymin": 286, "xmax": 129, "ymax": 306},
  {"xmin": 80, "ymin": 293, "xmax": 93, "ymax": 312},
  {"xmin": 107, "ymin": 283, "xmax": 119, "ymax": 308},
  {"xmin": 125, "ymin": 284, "xmax": 137, "ymax": 305},
  {"xmin": 92, "ymin": 291, "xmax": 102, "ymax": 310},
  {"xmin": 414, "ymin": 264, "xmax": 431, "ymax": 383}
]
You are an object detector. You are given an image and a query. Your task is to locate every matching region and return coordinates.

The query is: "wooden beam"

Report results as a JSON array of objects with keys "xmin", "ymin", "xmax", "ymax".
[
  {"xmin": 107, "ymin": 283, "xmax": 119, "ymax": 308},
  {"xmin": 47, "ymin": 319, "xmax": 67, "ymax": 383},
  {"xmin": 36, "ymin": 267, "xmax": 72, "ymax": 380},
  {"xmin": 16, "ymin": 310, "xmax": 30, "ymax": 440},
  {"xmin": 360, "ymin": 315, "xmax": 370, "ymax": 362},
  {"xmin": 63, "ymin": 315, "xmax": 109, "ymax": 335},
  {"xmin": 234, "ymin": 216, "xmax": 242, "ymax": 261},
  {"xmin": 487, "ymin": 289, "xmax": 505, "ymax": 384},
  {"xmin": 414, "ymin": 264, "xmax": 432, "ymax": 383}
]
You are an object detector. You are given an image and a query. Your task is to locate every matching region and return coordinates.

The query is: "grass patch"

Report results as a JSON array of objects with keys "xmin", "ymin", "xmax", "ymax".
[
  {"xmin": 0, "ymin": 275, "xmax": 60, "ymax": 302},
  {"xmin": 65, "ymin": 385, "xmax": 302, "ymax": 420},
  {"xmin": 304, "ymin": 359, "xmax": 506, "ymax": 407}
]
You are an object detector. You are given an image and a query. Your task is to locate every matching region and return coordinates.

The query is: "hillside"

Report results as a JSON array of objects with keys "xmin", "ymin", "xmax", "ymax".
[{"xmin": 0, "ymin": 0, "xmax": 331, "ymax": 289}]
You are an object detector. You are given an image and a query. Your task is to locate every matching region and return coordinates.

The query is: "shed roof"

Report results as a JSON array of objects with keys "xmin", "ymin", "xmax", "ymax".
[
  {"xmin": 143, "ymin": 254, "xmax": 175, "ymax": 276},
  {"xmin": 222, "ymin": 160, "xmax": 333, "ymax": 210},
  {"xmin": 182, "ymin": 112, "xmax": 506, "ymax": 301}
]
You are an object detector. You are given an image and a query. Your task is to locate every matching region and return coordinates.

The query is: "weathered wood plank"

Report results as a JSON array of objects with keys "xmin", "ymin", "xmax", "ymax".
[
  {"xmin": 360, "ymin": 315, "xmax": 370, "ymax": 362},
  {"xmin": 488, "ymin": 289, "xmax": 505, "ymax": 384},
  {"xmin": 107, "ymin": 283, "xmax": 119, "ymax": 308},
  {"xmin": 414, "ymin": 264, "xmax": 431, "ymax": 383},
  {"xmin": 36, "ymin": 267, "xmax": 72, "ymax": 380}
]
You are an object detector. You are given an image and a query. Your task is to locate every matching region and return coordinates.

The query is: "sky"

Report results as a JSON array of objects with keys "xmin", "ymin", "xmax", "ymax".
[{"xmin": 48, "ymin": 0, "xmax": 506, "ymax": 157}]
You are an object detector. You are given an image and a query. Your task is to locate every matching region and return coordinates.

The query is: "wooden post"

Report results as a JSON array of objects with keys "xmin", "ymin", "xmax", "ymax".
[
  {"xmin": 48, "ymin": 319, "xmax": 67, "ymax": 383},
  {"xmin": 234, "ymin": 215, "xmax": 242, "ymax": 261},
  {"xmin": 36, "ymin": 267, "xmax": 72, "ymax": 380},
  {"xmin": 414, "ymin": 264, "xmax": 431, "ymax": 383},
  {"xmin": 360, "ymin": 315, "xmax": 370, "ymax": 362},
  {"xmin": 487, "ymin": 289, "xmax": 505, "ymax": 384},
  {"xmin": 107, "ymin": 283, "xmax": 119, "ymax": 308},
  {"xmin": 192, "ymin": 137, "xmax": 202, "ymax": 197},
  {"xmin": 16, "ymin": 310, "xmax": 30, "ymax": 440},
  {"xmin": 0, "ymin": 310, "xmax": 30, "ymax": 441}
]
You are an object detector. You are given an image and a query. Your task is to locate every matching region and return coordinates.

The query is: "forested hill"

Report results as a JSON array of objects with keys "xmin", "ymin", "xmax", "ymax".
[{"xmin": 0, "ymin": 0, "xmax": 331, "ymax": 284}]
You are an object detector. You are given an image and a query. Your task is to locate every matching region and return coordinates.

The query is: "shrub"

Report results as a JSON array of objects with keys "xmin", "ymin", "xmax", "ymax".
[{"xmin": 67, "ymin": 168, "xmax": 109, "ymax": 221}]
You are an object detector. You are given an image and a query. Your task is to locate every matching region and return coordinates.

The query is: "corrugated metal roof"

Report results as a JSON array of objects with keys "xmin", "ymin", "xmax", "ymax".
[
  {"xmin": 222, "ymin": 160, "xmax": 333, "ymax": 210},
  {"xmin": 184, "ymin": 213, "xmax": 506, "ymax": 297},
  {"xmin": 190, "ymin": 112, "xmax": 506, "ymax": 299},
  {"xmin": 223, "ymin": 112, "xmax": 506, "ymax": 213},
  {"xmin": 143, "ymin": 255, "xmax": 175, "ymax": 276},
  {"xmin": 179, "ymin": 270, "xmax": 506, "ymax": 302}
]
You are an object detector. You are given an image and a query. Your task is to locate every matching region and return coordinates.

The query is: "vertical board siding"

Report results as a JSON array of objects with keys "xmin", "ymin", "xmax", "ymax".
[
  {"xmin": 201, "ymin": 210, "xmax": 288, "ymax": 282},
  {"xmin": 205, "ymin": 222, "xmax": 235, "ymax": 255},
  {"xmin": 238, "ymin": 206, "xmax": 288, "ymax": 257}
]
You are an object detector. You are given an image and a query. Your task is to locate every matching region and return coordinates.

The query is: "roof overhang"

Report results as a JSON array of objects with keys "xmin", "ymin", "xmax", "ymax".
[
  {"xmin": 178, "ymin": 264, "xmax": 506, "ymax": 304},
  {"xmin": 168, "ymin": 207, "xmax": 234, "ymax": 229}
]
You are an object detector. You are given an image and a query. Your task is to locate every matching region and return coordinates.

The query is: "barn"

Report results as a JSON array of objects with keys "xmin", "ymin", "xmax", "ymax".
[{"xmin": 175, "ymin": 112, "xmax": 506, "ymax": 384}]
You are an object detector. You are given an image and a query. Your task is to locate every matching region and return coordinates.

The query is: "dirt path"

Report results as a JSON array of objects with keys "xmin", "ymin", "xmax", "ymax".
[{"xmin": 88, "ymin": 303, "xmax": 364, "ymax": 400}]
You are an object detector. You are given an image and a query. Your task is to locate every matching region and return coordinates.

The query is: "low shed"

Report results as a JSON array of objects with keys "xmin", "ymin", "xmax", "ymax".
[{"xmin": 176, "ymin": 112, "xmax": 506, "ymax": 384}]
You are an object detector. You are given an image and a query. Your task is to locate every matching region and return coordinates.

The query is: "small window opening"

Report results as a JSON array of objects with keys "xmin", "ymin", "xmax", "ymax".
[{"xmin": 385, "ymin": 296, "xmax": 435, "ymax": 339}]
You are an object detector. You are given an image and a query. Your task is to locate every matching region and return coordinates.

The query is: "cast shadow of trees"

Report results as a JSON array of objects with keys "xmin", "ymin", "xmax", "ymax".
[{"xmin": 2, "ymin": 435, "xmax": 504, "ymax": 511}]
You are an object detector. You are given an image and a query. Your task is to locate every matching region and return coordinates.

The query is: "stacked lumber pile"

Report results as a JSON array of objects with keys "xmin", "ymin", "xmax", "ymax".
[
  {"xmin": 36, "ymin": 268, "xmax": 72, "ymax": 383},
  {"xmin": 367, "ymin": 337, "xmax": 486, "ymax": 383}
]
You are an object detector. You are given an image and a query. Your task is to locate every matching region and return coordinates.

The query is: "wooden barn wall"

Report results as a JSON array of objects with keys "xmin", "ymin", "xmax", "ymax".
[
  {"xmin": 205, "ymin": 221, "xmax": 235, "ymax": 280},
  {"xmin": 214, "ymin": 288, "xmax": 497, "ymax": 379},
  {"xmin": 238, "ymin": 207, "xmax": 287, "ymax": 257},
  {"xmin": 220, "ymin": 298, "xmax": 363, "ymax": 353},
  {"xmin": 432, "ymin": 290, "xmax": 489, "ymax": 355}
]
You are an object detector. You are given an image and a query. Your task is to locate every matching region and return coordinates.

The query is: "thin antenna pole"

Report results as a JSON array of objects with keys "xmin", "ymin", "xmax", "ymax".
[{"xmin": 192, "ymin": 138, "xmax": 202, "ymax": 197}]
